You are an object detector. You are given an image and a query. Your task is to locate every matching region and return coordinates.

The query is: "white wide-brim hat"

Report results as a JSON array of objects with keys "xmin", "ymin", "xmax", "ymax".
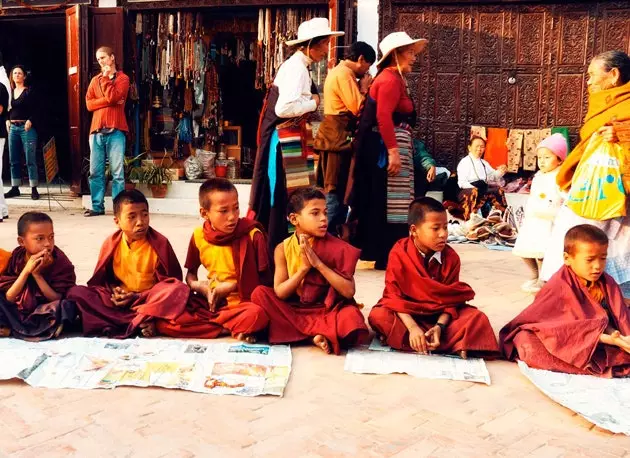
[
  {"xmin": 285, "ymin": 18, "xmax": 344, "ymax": 47},
  {"xmin": 376, "ymin": 32, "xmax": 428, "ymax": 67}
]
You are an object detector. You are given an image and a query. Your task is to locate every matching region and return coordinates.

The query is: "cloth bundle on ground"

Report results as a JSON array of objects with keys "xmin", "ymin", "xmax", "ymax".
[
  {"xmin": 0, "ymin": 247, "xmax": 77, "ymax": 340},
  {"xmin": 252, "ymin": 234, "xmax": 368, "ymax": 355},
  {"xmin": 500, "ymin": 265, "xmax": 630, "ymax": 377},
  {"xmin": 67, "ymin": 228, "xmax": 189, "ymax": 338},
  {"xmin": 156, "ymin": 219, "xmax": 270, "ymax": 338},
  {"xmin": 369, "ymin": 238, "xmax": 500, "ymax": 356}
]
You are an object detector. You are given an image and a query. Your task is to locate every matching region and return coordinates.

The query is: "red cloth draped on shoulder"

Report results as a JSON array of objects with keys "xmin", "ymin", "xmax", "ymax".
[
  {"xmin": 499, "ymin": 265, "xmax": 630, "ymax": 377},
  {"xmin": 67, "ymin": 228, "xmax": 189, "ymax": 338},
  {"xmin": 251, "ymin": 234, "xmax": 369, "ymax": 355},
  {"xmin": 368, "ymin": 238, "xmax": 499, "ymax": 355},
  {"xmin": 0, "ymin": 246, "xmax": 77, "ymax": 340},
  {"xmin": 156, "ymin": 219, "xmax": 270, "ymax": 339}
]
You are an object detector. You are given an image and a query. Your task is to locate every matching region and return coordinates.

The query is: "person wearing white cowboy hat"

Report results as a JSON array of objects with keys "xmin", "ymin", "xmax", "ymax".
[
  {"xmin": 347, "ymin": 31, "xmax": 428, "ymax": 270},
  {"xmin": 248, "ymin": 18, "xmax": 344, "ymax": 253}
]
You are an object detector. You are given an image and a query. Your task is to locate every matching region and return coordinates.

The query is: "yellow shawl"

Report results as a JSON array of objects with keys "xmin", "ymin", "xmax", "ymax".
[
  {"xmin": 557, "ymin": 81, "xmax": 630, "ymax": 191},
  {"xmin": 0, "ymin": 249, "xmax": 11, "ymax": 275}
]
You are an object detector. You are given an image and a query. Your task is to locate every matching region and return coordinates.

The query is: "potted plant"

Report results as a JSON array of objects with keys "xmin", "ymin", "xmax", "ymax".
[
  {"xmin": 124, "ymin": 153, "xmax": 147, "ymax": 190},
  {"xmin": 142, "ymin": 161, "xmax": 172, "ymax": 198}
]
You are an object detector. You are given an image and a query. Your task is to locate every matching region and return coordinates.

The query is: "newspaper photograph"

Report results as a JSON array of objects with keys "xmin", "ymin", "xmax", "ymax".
[
  {"xmin": 0, "ymin": 338, "xmax": 292, "ymax": 397},
  {"xmin": 345, "ymin": 339, "xmax": 491, "ymax": 385},
  {"xmin": 518, "ymin": 361, "xmax": 630, "ymax": 436}
]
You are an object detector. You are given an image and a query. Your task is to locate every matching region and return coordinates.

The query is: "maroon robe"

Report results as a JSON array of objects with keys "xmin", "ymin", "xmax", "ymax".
[
  {"xmin": 156, "ymin": 219, "xmax": 270, "ymax": 338},
  {"xmin": 0, "ymin": 247, "xmax": 77, "ymax": 341},
  {"xmin": 500, "ymin": 265, "xmax": 630, "ymax": 377},
  {"xmin": 251, "ymin": 234, "xmax": 369, "ymax": 355},
  {"xmin": 368, "ymin": 238, "xmax": 499, "ymax": 356},
  {"xmin": 67, "ymin": 228, "xmax": 189, "ymax": 338}
]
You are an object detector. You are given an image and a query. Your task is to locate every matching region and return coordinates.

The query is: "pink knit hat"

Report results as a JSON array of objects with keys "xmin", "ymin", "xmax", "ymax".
[{"xmin": 537, "ymin": 133, "xmax": 568, "ymax": 161}]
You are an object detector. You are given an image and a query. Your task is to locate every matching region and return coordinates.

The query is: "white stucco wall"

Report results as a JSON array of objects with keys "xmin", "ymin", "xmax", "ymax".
[{"xmin": 357, "ymin": 0, "xmax": 379, "ymax": 74}]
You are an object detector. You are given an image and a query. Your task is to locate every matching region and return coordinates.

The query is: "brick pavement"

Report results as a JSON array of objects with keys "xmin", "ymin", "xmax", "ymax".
[{"xmin": 0, "ymin": 208, "xmax": 628, "ymax": 457}]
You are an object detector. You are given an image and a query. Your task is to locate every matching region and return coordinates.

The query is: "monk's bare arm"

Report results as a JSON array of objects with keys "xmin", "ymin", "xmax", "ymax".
[
  {"xmin": 397, "ymin": 312, "xmax": 421, "ymax": 332},
  {"xmin": 186, "ymin": 270, "xmax": 209, "ymax": 297},
  {"xmin": 437, "ymin": 313, "xmax": 451, "ymax": 326},
  {"xmin": 5, "ymin": 270, "xmax": 30, "ymax": 303},
  {"xmin": 274, "ymin": 245, "xmax": 308, "ymax": 300},
  {"xmin": 314, "ymin": 263, "xmax": 355, "ymax": 299},
  {"xmin": 31, "ymin": 274, "xmax": 61, "ymax": 302}
]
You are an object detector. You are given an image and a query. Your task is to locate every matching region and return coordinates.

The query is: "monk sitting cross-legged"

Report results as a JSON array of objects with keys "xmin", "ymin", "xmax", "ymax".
[
  {"xmin": 500, "ymin": 224, "xmax": 630, "ymax": 377},
  {"xmin": 156, "ymin": 178, "xmax": 270, "ymax": 342},
  {"xmin": 67, "ymin": 190, "xmax": 189, "ymax": 338},
  {"xmin": 0, "ymin": 212, "xmax": 77, "ymax": 340},
  {"xmin": 251, "ymin": 187, "xmax": 369, "ymax": 355},
  {"xmin": 369, "ymin": 197, "xmax": 500, "ymax": 358}
]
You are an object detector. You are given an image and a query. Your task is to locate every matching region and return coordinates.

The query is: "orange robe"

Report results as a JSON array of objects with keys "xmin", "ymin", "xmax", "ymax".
[
  {"xmin": 251, "ymin": 233, "xmax": 368, "ymax": 354},
  {"xmin": 369, "ymin": 238, "xmax": 499, "ymax": 356},
  {"xmin": 156, "ymin": 219, "xmax": 270, "ymax": 338}
]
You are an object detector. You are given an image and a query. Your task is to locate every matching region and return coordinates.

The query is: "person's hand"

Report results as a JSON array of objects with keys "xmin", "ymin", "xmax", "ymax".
[
  {"xmin": 5, "ymin": 121, "xmax": 10, "ymax": 133},
  {"xmin": 597, "ymin": 125, "xmax": 618, "ymax": 143},
  {"xmin": 425, "ymin": 325, "xmax": 442, "ymax": 351},
  {"xmin": 102, "ymin": 65, "xmax": 112, "ymax": 78},
  {"xmin": 387, "ymin": 148, "xmax": 401, "ymax": 176},
  {"xmin": 111, "ymin": 286, "xmax": 136, "ymax": 307},
  {"xmin": 32, "ymin": 249, "xmax": 53, "ymax": 276},
  {"xmin": 611, "ymin": 331, "xmax": 630, "ymax": 354},
  {"xmin": 117, "ymin": 98, "xmax": 125, "ymax": 105},
  {"xmin": 24, "ymin": 120, "xmax": 32, "ymax": 132},
  {"xmin": 359, "ymin": 74, "xmax": 373, "ymax": 94},
  {"xmin": 409, "ymin": 326, "xmax": 428, "ymax": 354},
  {"xmin": 207, "ymin": 281, "xmax": 234, "ymax": 312},
  {"xmin": 300, "ymin": 234, "xmax": 322, "ymax": 270},
  {"xmin": 426, "ymin": 166, "xmax": 436, "ymax": 183},
  {"xmin": 312, "ymin": 94, "xmax": 321, "ymax": 108},
  {"xmin": 23, "ymin": 251, "xmax": 46, "ymax": 275},
  {"xmin": 497, "ymin": 165, "xmax": 508, "ymax": 176}
]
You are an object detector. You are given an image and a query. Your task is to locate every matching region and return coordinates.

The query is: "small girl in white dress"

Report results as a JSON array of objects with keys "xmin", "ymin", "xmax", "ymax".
[{"xmin": 512, "ymin": 133, "xmax": 567, "ymax": 293}]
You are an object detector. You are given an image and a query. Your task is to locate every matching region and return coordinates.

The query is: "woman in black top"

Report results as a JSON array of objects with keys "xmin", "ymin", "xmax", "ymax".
[
  {"xmin": 4, "ymin": 65, "xmax": 40, "ymax": 200},
  {"xmin": 0, "ymin": 71, "xmax": 8, "ymax": 221}
]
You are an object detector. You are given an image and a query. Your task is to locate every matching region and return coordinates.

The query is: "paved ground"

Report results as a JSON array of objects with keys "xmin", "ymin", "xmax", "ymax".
[{"xmin": 0, "ymin": 208, "xmax": 628, "ymax": 457}]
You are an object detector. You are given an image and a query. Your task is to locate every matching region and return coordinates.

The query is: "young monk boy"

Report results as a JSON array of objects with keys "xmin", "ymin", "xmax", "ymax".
[
  {"xmin": 0, "ymin": 212, "xmax": 77, "ymax": 340},
  {"xmin": 369, "ymin": 197, "xmax": 499, "ymax": 358},
  {"xmin": 251, "ymin": 187, "xmax": 369, "ymax": 354},
  {"xmin": 156, "ymin": 178, "xmax": 270, "ymax": 341},
  {"xmin": 67, "ymin": 190, "xmax": 188, "ymax": 338},
  {"xmin": 500, "ymin": 224, "xmax": 630, "ymax": 377}
]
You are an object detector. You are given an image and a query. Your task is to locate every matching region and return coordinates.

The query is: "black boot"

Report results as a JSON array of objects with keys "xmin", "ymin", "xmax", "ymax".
[
  {"xmin": 4, "ymin": 186, "xmax": 20, "ymax": 198},
  {"xmin": 31, "ymin": 187, "xmax": 40, "ymax": 200}
]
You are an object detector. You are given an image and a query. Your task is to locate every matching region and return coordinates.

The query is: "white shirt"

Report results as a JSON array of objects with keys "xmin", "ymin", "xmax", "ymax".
[
  {"xmin": 456, "ymin": 154, "xmax": 504, "ymax": 189},
  {"xmin": 416, "ymin": 246, "xmax": 442, "ymax": 264},
  {"xmin": 0, "ymin": 66, "xmax": 11, "ymax": 110},
  {"xmin": 273, "ymin": 51, "xmax": 317, "ymax": 118}
]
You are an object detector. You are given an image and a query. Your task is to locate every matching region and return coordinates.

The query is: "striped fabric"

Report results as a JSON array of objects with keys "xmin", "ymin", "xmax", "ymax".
[
  {"xmin": 386, "ymin": 126, "xmax": 415, "ymax": 224},
  {"xmin": 277, "ymin": 120, "xmax": 315, "ymax": 194}
]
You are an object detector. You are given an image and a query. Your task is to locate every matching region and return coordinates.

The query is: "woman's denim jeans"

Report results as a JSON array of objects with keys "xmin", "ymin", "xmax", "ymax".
[{"xmin": 8, "ymin": 124, "xmax": 38, "ymax": 187}]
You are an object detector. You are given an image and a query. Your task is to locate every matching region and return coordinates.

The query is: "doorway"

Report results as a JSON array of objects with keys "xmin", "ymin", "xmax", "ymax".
[{"xmin": 0, "ymin": 14, "xmax": 71, "ymax": 183}]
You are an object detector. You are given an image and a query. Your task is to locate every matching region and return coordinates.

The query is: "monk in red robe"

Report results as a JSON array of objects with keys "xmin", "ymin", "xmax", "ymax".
[
  {"xmin": 251, "ymin": 187, "xmax": 368, "ymax": 354},
  {"xmin": 67, "ymin": 190, "xmax": 188, "ymax": 338},
  {"xmin": 156, "ymin": 178, "xmax": 270, "ymax": 340},
  {"xmin": 500, "ymin": 224, "xmax": 630, "ymax": 377},
  {"xmin": 369, "ymin": 197, "xmax": 499, "ymax": 358},
  {"xmin": 0, "ymin": 212, "xmax": 77, "ymax": 340}
]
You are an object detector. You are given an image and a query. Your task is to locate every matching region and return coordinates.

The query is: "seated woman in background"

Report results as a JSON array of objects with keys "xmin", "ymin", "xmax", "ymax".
[
  {"xmin": 413, "ymin": 139, "xmax": 449, "ymax": 198},
  {"xmin": 455, "ymin": 136, "xmax": 508, "ymax": 221}
]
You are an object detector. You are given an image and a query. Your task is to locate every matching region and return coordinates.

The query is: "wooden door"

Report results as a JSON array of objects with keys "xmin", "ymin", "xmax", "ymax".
[
  {"xmin": 66, "ymin": 4, "xmax": 88, "ymax": 195},
  {"xmin": 88, "ymin": 7, "xmax": 124, "ymax": 75}
]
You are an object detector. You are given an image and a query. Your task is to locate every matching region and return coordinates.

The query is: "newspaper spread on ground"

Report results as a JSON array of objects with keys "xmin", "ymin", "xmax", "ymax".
[
  {"xmin": 518, "ymin": 361, "xmax": 630, "ymax": 435},
  {"xmin": 0, "ymin": 338, "xmax": 292, "ymax": 397},
  {"xmin": 344, "ymin": 338, "xmax": 491, "ymax": 385}
]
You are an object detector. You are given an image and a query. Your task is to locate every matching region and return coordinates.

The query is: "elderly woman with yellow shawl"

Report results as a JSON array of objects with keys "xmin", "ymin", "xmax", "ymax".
[{"xmin": 540, "ymin": 50, "xmax": 630, "ymax": 300}]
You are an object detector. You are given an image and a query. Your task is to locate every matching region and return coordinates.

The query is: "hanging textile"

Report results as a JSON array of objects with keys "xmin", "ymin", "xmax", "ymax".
[{"xmin": 506, "ymin": 129, "xmax": 524, "ymax": 173}]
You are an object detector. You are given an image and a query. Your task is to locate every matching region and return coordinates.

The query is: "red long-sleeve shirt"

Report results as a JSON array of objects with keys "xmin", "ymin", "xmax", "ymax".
[
  {"xmin": 86, "ymin": 71, "xmax": 130, "ymax": 133},
  {"xmin": 369, "ymin": 69, "xmax": 414, "ymax": 150}
]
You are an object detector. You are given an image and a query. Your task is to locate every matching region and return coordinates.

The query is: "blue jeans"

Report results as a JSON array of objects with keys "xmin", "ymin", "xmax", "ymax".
[
  {"xmin": 326, "ymin": 192, "xmax": 348, "ymax": 235},
  {"xmin": 8, "ymin": 124, "xmax": 38, "ymax": 187},
  {"xmin": 89, "ymin": 130, "xmax": 126, "ymax": 213}
]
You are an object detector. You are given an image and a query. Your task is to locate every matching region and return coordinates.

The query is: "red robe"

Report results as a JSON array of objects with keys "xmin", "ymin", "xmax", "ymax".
[
  {"xmin": 0, "ymin": 247, "xmax": 77, "ymax": 340},
  {"xmin": 368, "ymin": 238, "xmax": 499, "ymax": 356},
  {"xmin": 156, "ymin": 219, "xmax": 270, "ymax": 338},
  {"xmin": 251, "ymin": 234, "xmax": 369, "ymax": 355},
  {"xmin": 500, "ymin": 265, "xmax": 630, "ymax": 377},
  {"xmin": 67, "ymin": 228, "xmax": 189, "ymax": 338}
]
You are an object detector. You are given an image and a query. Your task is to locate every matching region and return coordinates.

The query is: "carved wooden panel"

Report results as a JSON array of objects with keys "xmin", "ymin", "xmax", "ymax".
[
  {"xmin": 517, "ymin": 13, "xmax": 545, "ymax": 66},
  {"xmin": 433, "ymin": 131, "xmax": 460, "ymax": 170},
  {"xmin": 514, "ymin": 74, "xmax": 542, "ymax": 127},
  {"xmin": 474, "ymin": 73, "xmax": 501, "ymax": 125},
  {"xmin": 559, "ymin": 13, "xmax": 589, "ymax": 65},
  {"xmin": 436, "ymin": 13, "xmax": 465, "ymax": 66},
  {"xmin": 601, "ymin": 9, "xmax": 630, "ymax": 53},
  {"xmin": 434, "ymin": 73, "xmax": 461, "ymax": 123},
  {"xmin": 555, "ymin": 74, "xmax": 585, "ymax": 126},
  {"xmin": 476, "ymin": 13, "xmax": 504, "ymax": 66}
]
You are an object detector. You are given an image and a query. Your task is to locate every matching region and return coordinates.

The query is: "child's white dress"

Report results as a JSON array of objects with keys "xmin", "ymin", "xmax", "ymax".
[{"xmin": 512, "ymin": 168, "xmax": 565, "ymax": 259}]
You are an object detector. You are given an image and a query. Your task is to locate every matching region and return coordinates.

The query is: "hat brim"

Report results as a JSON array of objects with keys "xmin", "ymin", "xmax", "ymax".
[
  {"xmin": 285, "ymin": 31, "xmax": 345, "ymax": 47},
  {"xmin": 375, "ymin": 38, "xmax": 428, "ymax": 68}
]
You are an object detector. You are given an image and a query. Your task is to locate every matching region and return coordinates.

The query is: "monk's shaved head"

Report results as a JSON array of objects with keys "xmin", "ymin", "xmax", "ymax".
[
  {"xmin": 408, "ymin": 197, "xmax": 446, "ymax": 227},
  {"xmin": 113, "ymin": 189, "xmax": 149, "ymax": 216},
  {"xmin": 287, "ymin": 186, "xmax": 326, "ymax": 217},
  {"xmin": 564, "ymin": 224, "xmax": 608, "ymax": 255},
  {"xmin": 199, "ymin": 178, "xmax": 237, "ymax": 210},
  {"xmin": 17, "ymin": 212, "xmax": 53, "ymax": 237}
]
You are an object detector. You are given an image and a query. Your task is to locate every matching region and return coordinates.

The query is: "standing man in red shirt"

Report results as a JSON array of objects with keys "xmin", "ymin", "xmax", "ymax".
[{"xmin": 84, "ymin": 46, "xmax": 129, "ymax": 217}]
